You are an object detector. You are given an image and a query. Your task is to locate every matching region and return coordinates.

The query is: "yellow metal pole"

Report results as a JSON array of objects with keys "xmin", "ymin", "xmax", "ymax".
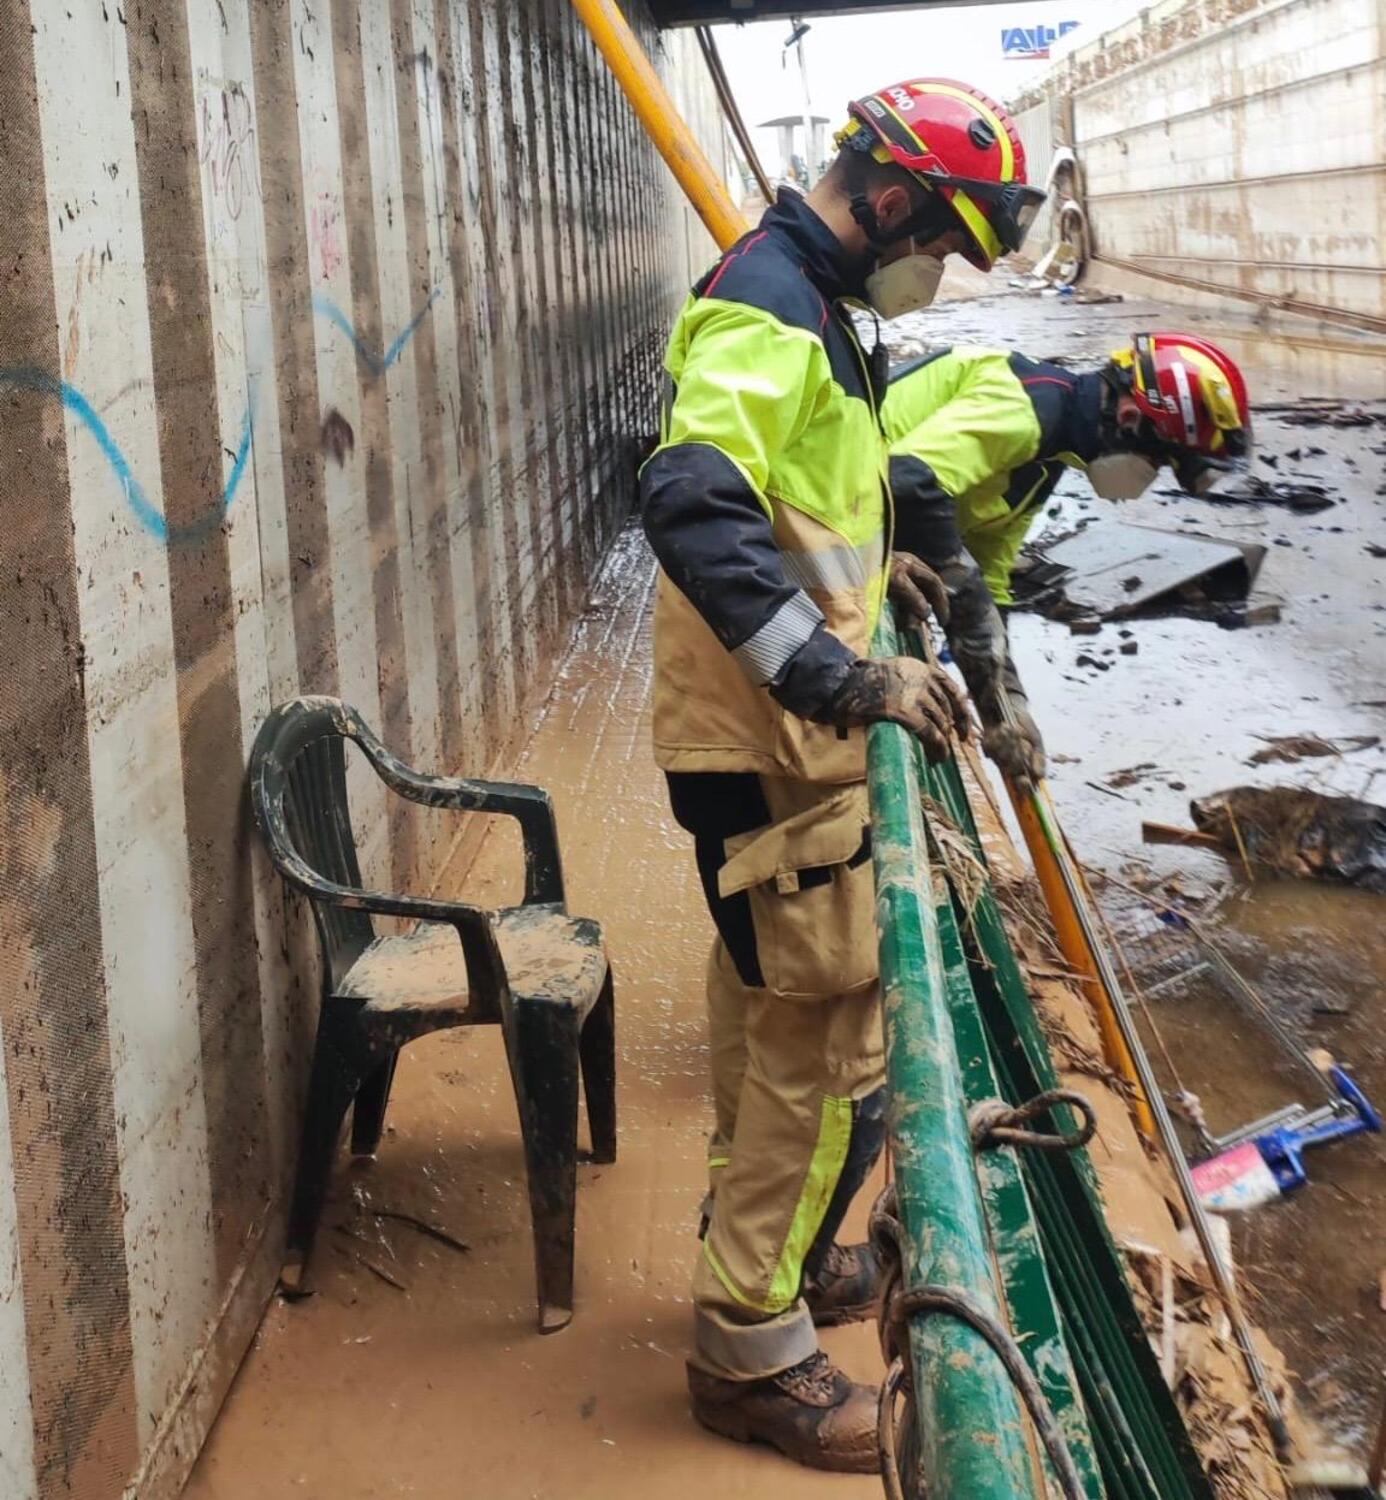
[
  {"xmin": 1010, "ymin": 780, "xmax": 1158, "ymax": 1142},
  {"xmin": 569, "ymin": 0, "xmax": 750, "ymax": 253}
]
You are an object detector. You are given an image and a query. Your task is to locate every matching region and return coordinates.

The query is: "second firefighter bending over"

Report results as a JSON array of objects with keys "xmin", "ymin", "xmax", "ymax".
[{"xmin": 882, "ymin": 331, "xmax": 1253, "ymax": 787}]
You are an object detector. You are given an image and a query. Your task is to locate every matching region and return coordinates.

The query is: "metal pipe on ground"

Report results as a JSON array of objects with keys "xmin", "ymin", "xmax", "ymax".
[{"xmin": 568, "ymin": 0, "xmax": 749, "ymax": 251}]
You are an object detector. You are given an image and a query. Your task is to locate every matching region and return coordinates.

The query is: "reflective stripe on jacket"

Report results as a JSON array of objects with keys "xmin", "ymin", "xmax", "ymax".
[
  {"xmin": 641, "ymin": 192, "xmax": 891, "ymax": 783},
  {"xmin": 881, "ymin": 349, "xmax": 1103, "ymax": 603}
]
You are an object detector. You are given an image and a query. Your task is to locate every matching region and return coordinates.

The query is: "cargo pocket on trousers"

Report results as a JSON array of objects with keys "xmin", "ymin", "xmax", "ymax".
[{"xmin": 717, "ymin": 788, "xmax": 877, "ymax": 1000}]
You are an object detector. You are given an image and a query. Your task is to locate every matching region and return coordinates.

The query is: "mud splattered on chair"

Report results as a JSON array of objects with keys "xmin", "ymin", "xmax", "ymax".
[{"xmin": 250, "ymin": 696, "xmax": 616, "ymax": 1332}]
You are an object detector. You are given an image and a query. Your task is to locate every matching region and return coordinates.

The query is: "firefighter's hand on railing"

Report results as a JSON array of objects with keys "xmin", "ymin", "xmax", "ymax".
[
  {"xmin": 826, "ymin": 657, "xmax": 970, "ymax": 762},
  {"xmin": 887, "ymin": 550, "xmax": 950, "ymax": 628}
]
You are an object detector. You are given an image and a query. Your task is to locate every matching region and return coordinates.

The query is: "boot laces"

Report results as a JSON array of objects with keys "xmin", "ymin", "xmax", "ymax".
[
  {"xmin": 819, "ymin": 1242, "xmax": 857, "ymax": 1279},
  {"xmin": 777, "ymin": 1350, "xmax": 838, "ymax": 1402}
]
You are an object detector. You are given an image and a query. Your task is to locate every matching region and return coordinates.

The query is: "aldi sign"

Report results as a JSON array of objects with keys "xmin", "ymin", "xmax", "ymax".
[{"xmin": 1002, "ymin": 21, "xmax": 1079, "ymax": 60}]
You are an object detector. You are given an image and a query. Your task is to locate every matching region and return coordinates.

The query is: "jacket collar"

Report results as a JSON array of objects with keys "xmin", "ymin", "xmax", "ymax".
[
  {"xmin": 758, "ymin": 189, "xmax": 864, "ymax": 303},
  {"xmin": 1057, "ymin": 371, "xmax": 1109, "ymax": 463}
]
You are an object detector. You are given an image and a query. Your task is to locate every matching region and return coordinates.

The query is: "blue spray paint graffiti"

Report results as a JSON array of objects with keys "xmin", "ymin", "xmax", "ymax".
[
  {"xmin": 0, "ymin": 288, "xmax": 438, "ymax": 544},
  {"xmin": 312, "ymin": 287, "xmax": 441, "ymax": 377},
  {"xmin": 0, "ymin": 365, "xmax": 254, "ymax": 544}
]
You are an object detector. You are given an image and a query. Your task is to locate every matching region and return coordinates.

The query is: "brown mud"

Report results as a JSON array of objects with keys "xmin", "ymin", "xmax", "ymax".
[{"xmin": 900, "ymin": 270, "xmax": 1386, "ymax": 1462}]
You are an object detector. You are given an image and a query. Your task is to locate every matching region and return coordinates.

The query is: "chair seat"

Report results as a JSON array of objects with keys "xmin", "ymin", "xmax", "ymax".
[{"xmin": 336, "ymin": 904, "xmax": 607, "ymax": 1016}]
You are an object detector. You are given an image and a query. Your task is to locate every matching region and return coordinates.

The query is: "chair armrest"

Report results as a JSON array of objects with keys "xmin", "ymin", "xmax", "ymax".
[
  {"xmin": 270, "ymin": 842, "xmax": 508, "ymax": 1003},
  {"xmin": 366, "ymin": 749, "xmax": 566, "ymax": 908}
]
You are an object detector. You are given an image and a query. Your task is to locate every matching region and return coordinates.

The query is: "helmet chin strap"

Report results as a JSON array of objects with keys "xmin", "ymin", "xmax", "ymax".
[
  {"xmin": 1097, "ymin": 369, "xmax": 1163, "ymax": 462},
  {"xmin": 849, "ymin": 193, "xmax": 888, "ymax": 249}
]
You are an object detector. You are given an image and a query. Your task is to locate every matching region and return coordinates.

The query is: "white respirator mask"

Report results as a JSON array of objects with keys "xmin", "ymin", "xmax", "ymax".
[
  {"xmin": 1086, "ymin": 452, "xmax": 1160, "ymax": 501},
  {"xmin": 864, "ymin": 246, "xmax": 945, "ymax": 319}
]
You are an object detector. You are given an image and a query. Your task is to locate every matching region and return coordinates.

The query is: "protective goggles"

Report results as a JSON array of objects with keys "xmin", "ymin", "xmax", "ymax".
[{"xmin": 919, "ymin": 173, "xmax": 1047, "ymax": 254}]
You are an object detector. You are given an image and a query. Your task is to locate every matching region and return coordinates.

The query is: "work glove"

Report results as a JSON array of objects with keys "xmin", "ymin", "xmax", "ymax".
[
  {"xmin": 824, "ymin": 656, "xmax": 971, "ymax": 764},
  {"xmin": 887, "ymin": 551, "xmax": 950, "ymax": 627},
  {"xmin": 978, "ymin": 663, "xmax": 1047, "ymax": 791}
]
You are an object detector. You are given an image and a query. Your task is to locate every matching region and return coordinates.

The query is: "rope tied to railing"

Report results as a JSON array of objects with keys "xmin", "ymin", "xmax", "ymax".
[
  {"xmin": 968, "ymin": 1089, "xmax": 1098, "ymax": 1154},
  {"xmin": 869, "ymin": 1185, "xmax": 1088, "ymax": 1500}
]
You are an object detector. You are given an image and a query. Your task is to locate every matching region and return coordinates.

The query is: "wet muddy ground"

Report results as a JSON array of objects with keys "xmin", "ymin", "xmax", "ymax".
[
  {"xmin": 898, "ymin": 271, "xmax": 1386, "ymax": 1457},
  {"xmin": 184, "ymin": 529, "xmax": 887, "ymax": 1500}
]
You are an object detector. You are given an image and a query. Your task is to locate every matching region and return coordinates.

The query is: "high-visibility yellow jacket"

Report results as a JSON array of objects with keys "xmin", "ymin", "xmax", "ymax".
[
  {"xmin": 881, "ymin": 347, "xmax": 1105, "ymax": 603},
  {"xmin": 640, "ymin": 191, "xmax": 892, "ymax": 784}
]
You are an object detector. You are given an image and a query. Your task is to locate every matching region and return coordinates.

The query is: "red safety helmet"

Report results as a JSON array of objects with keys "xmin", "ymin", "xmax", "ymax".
[
  {"xmin": 836, "ymin": 78, "xmax": 1044, "ymax": 271},
  {"xmin": 1118, "ymin": 332, "xmax": 1252, "ymax": 459}
]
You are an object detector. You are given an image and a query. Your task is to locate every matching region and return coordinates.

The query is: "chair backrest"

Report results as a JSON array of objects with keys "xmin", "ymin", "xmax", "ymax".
[{"xmin": 250, "ymin": 697, "xmax": 376, "ymax": 992}]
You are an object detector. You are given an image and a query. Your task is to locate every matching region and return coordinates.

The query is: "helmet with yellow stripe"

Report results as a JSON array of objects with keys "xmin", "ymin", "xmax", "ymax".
[
  {"xmin": 1119, "ymin": 333, "xmax": 1251, "ymax": 455},
  {"xmin": 836, "ymin": 78, "xmax": 1044, "ymax": 272}
]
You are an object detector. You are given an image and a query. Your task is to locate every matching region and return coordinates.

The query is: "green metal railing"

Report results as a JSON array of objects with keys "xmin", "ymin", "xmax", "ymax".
[
  {"xmin": 867, "ymin": 611, "xmax": 1215, "ymax": 1500},
  {"xmin": 868, "ymin": 695, "xmax": 1039, "ymax": 1497}
]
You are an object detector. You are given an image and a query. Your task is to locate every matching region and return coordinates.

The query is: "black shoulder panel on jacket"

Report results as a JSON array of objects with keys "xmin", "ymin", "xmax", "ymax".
[
  {"xmin": 1009, "ymin": 354, "xmax": 1077, "ymax": 453},
  {"xmin": 694, "ymin": 230, "xmax": 832, "ymax": 339},
  {"xmin": 693, "ymin": 231, "xmax": 869, "ymax": 403}
]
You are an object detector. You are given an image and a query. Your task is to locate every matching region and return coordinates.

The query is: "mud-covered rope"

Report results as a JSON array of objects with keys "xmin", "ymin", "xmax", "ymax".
[
  {"xmin": 870, "ymin": 1187, "xmax": 1086, "ymax": 1500},
  {"xmin": 968, "ymin": 1089, "xmax": 1098, "ymax": 1154}
]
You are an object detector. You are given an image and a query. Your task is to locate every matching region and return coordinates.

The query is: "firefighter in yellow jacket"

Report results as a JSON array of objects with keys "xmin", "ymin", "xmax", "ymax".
[
  {"xmin": 640, "ymin": 79, "xmax": 1044, "ymax": 1473},
  {"xmin": 881, "ymin": 333, "xmax": 1254, "ymax": 785}
]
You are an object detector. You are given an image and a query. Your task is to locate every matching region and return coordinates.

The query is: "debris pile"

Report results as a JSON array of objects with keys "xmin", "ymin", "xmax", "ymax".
[{"xmin": 1189, "ymin": 786, "xmax": 1386, "ymax": 891}]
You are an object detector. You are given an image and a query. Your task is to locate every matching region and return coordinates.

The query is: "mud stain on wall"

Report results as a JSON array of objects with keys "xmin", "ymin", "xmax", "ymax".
[{"xmin": 0, "ymin": 11, "xmax": 140, "ymax": 1495}]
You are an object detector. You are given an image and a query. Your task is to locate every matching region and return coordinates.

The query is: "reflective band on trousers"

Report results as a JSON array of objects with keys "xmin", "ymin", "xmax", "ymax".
[
  {"xmin": 701, "ymin": 1094, "xmax": 853, "ymax": 1314},
  {"xmin": 732, "ymin": 590, "xmax": 824, "ymax": 686},
  {"xmin": 778, "ymin": 537, "xmax": 885, "ymax": 594}
]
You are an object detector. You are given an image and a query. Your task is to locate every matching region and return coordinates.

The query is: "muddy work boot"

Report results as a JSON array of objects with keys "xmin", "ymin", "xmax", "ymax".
[
  {"xmin": 803, "ymin": 1241, "xmax": 883, "ymax": 1327},
  {"xmin": 688, "ymin": 1350, "xmax": 880, "ymax": 1473}
]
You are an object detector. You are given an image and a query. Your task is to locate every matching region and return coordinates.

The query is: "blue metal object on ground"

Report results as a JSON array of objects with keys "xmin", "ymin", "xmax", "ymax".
[{"xmin": 1255, "ymin": 1065, "xmax": 1381, "ymax": 1194}]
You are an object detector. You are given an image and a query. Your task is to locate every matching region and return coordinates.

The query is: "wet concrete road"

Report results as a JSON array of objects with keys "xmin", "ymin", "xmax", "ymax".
[{"xmin": 893, "ymin": 271, "xmax": 1386, "ymax": 1455}]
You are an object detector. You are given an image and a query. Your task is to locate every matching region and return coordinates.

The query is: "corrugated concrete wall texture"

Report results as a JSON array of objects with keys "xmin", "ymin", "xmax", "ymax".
[
  {"xmin": 1013, "ymin": 0, "xmax": 1386, "ymax": 331},
  {"xmin": 0, "ymin": 2, "xmax": 719, "ymax": 1497}
]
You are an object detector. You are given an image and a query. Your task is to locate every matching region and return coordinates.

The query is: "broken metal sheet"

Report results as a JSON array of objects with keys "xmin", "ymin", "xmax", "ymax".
[{"xmin": 1038, "ymin": 521, "xmax": 1266, "ymax": 617}]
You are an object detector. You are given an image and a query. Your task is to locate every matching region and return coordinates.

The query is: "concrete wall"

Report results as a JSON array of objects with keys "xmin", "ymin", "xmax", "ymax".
[
  {"xmin": 0, "ymin": 2, "xmax": 719, "ymax": 1497},
  {"xmin": 1010, "ymin": 0, "xmax": 1386, "ymax": 337}
]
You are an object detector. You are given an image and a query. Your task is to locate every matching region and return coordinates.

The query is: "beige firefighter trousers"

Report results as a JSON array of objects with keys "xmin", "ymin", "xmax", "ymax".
[{"xmin": 690, "ymin": 777, "xmax": 885, "ymax": 1381}]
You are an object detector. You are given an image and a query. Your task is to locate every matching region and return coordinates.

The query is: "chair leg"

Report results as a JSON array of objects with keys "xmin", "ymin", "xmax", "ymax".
[
  {"xmin": 580, "ymin": 971, "xmax": 617, "ymax": 1165},
  {"xmin": 282, "ymin": 1029, "xmax": 362, "ymax": 1293},
  {"xmin": 505, "ymin": 1000, "xmax": 581, "ymax": 1334},
  {"xmin": 351, "ymin": 1051, "xmax": 399, "ymax": 1157}
]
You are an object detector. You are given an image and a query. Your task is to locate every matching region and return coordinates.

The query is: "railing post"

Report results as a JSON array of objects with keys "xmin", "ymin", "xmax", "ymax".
[{"xmin": 867, "ymin": 699, "xmax": 1041, "ymax": 1499}]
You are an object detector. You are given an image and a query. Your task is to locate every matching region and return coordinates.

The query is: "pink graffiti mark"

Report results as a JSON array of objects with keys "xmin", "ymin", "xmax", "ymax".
[
  {"xmin": 199, "ymin": 86, "xmax": 263, "ymax": 223},
  {"xmin": 311, "ymin": 193, "xmax": 345, "ymax": 284}
]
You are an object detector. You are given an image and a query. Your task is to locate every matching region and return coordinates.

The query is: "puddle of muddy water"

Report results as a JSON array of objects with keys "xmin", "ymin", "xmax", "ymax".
[{"xmin": 1109, "ymin": 878, "xmax": 1386, "ymax": 1452}]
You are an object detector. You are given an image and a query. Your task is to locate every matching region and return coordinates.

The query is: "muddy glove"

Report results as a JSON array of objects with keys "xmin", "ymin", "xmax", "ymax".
[
  {"xmin": 822, "ymin": 657, "xmax": 971, "ymax": 763},
  {"xmin": 921, "ymin": 548, "xmax": 1047, "ymax": 790},
  {"xmin": 979, "ymin": 662, "xmax": 1047, "ymax": 791},
  {"xmin": 887, "ymin": 551, "xmax": 950, "ymax": 627}
]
